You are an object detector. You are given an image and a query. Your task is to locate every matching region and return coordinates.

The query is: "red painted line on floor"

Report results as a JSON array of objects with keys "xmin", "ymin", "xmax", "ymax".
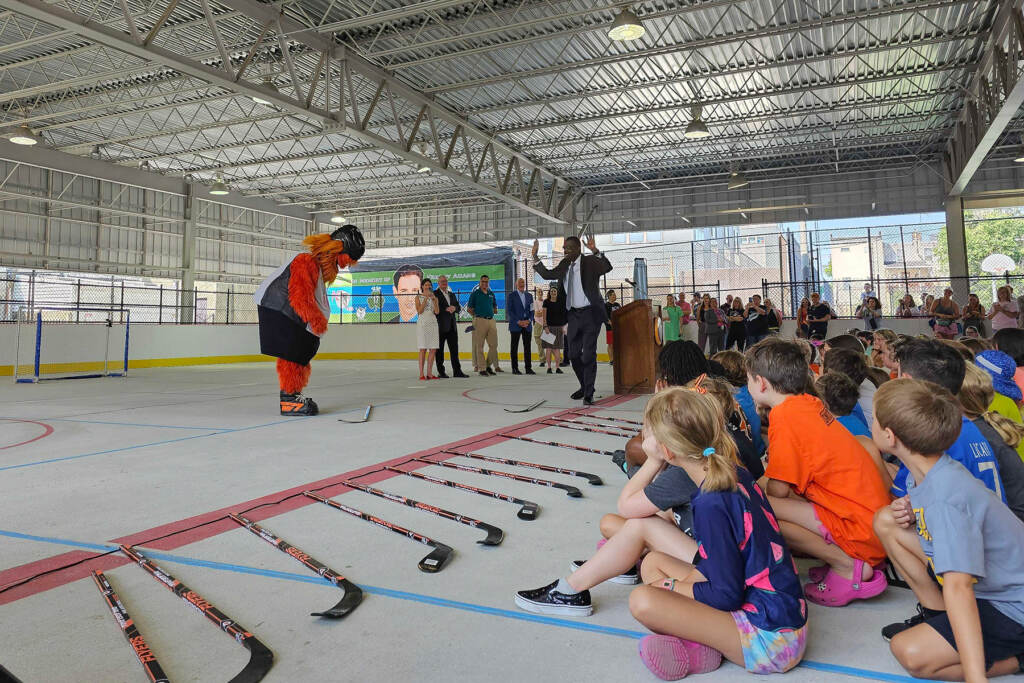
[
  {"xmin": 0, "ymin": 419, "xmax": 54, "ymax": 451},
  {"xmin": 0, "ymin": 393, "xmax": 638, "ymax": 605}
]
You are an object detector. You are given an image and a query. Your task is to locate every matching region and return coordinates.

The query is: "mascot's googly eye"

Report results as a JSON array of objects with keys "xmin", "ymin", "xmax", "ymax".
[{"xmin": 330, "ymin": 224, "xmax": 365, "ymax": 261}]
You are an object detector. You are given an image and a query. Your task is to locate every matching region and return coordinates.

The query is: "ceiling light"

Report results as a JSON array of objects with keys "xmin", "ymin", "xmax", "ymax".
[
  {"xmin": 727, "ymin": 171, "xmax": 749, "ymax": 190},
  {"xmin": 740, "ymin": 212, "xmax": 748, "ymax": 219},
  {"xmin": 679, "ymin": 215, "xmax": 691, "ymax": 223},
  {"xmin": 626, "ymin": 219, "xmax": 637, "ymax": 227},
  {"xmin": 608, "ymin": 8, "xmax": 645, "ymax": 41},
  {"xmin": 251, "ymin": 76, "xmax": 279, "ymax": 106},
  {"xmin": 208, "ymin": 174, "xmax": 230, "ymax": 196},
  {"xmin": 683, "ymin": 105, "xmax": 710, "ymax": 139},
  {"xmin": 330, "ymin": 210, "xmax": 346, "ymax": 224},
  {"xmin": 416, "ymin": 142, "xmax": 431, "ymax": 173},
  {"xmin": 8, "ymin": 123, "xmax": 40, "ymax": 146},
  {"xmin": 1015, "ymin": 150, "xmax": 1024, "ymax": 163}
]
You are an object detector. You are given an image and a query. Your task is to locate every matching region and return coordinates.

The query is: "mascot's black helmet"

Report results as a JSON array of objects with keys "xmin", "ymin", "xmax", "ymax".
[{"xmin": 330, "ymin": 224, "xmax": 365, "ymax": 261}]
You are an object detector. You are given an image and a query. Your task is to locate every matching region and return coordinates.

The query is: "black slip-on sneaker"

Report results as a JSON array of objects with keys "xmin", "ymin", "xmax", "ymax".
[{"xmin": 514, "ymin": 580, "xmax": 592, "ymax": 616}]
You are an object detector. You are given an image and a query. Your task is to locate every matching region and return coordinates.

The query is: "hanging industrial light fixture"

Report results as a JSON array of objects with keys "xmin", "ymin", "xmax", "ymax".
[
  {"xmin": 608, "ymin": 8, "xmax": 645, "ymax": 41},
  {"xmin": 330, "ymin": 210, "xmax": 346, "ymax": 224},
  {"xmin": 7, "ymin": 123, "xmax": 40, "ymax": 146},
  {"xmin": 208, "ymin": 174, "xmax": 230, "ymax": 195},
  {"xmin": 727, "ymin": 170, "xmax": 749, "ymax": 190},
  {"xmin": 251, "ymin": 75, "xmax": 279, "ymax": 106},
  {"xmin": 416, "ymin": 142, "xmax": 431, "ymax": 173},
  {"xmin": 684, "ymin": 105, "xmax": 710, "ymax": 139}
]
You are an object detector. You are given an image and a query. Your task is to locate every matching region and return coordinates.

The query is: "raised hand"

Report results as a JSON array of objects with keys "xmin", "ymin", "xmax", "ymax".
[
  {"xmin": 531, "ymin": 239, "xmax": 539, "ymax": 259},
  {"xmin": 585, "ymin": 235, "xmax": 598, "ymax": 253}
]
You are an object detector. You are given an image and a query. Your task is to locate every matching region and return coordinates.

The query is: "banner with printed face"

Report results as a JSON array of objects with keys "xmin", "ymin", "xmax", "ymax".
[{"xmin": 328, "ymin": 263, "xmax": 508, "ymax": 323}]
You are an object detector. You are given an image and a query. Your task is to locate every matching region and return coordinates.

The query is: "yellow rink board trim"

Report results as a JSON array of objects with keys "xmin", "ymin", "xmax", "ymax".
[{"xmin": 1, "ymin": 352, "xmax": 611, "ymax": 376}]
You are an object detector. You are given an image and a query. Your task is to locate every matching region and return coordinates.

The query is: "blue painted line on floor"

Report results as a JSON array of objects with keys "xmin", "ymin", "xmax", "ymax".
[
  {"xmin": 45, "ymin": 418, "xmax": 234, "ymax": 431},
  {"xmin": 0, "ymin": 528, "xmax": 937, "ymax": 683},
  {"xmin": 0, "ymin": 418, "xmax": 296, "ymax": 472}
]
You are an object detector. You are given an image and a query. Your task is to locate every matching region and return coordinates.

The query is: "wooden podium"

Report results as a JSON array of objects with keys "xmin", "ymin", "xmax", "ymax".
[{"xmin": 612, "ymin": 299, "xmax": 659, "ymax": 395}]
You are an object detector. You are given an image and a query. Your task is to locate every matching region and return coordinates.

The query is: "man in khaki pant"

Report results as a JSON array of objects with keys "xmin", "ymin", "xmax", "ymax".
[{"xmin": 467, "ymin": 275, "xmax": 499, "ymax": 376}]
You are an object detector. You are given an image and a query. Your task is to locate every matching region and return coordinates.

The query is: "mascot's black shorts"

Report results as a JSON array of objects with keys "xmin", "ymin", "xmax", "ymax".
[{"xmin": 258, "ymin": 305, "xmax": 320, "ymax": 366}]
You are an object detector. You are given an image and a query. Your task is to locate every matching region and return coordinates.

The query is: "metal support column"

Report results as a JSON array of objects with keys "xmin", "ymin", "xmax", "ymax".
[
  {"xmin": 180, "ymin": 184, "xmax": 196, "ymax": 324},
  {"xmin": 945, "ymin": 197, "xmax": 970, "ymax": 303}
]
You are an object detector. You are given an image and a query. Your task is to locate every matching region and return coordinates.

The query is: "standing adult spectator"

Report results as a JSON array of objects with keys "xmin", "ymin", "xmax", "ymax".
[
  {"xmin": 961, "ymin": 292, "xmax": 987, "ymax": 337},
  {"xmin": 532, "ymin": 286, "xmax": 546, "ymax": 365},
  {"xmin": 605, "ymin": 290, "xmax": 621, "ymax": 364},
  {"xmin": 796, "ymin": 297, "xmax": 810, "ymax": 338},
  {"xmin": 662, "ymin": 294, "xmax": 682, "ymax": 343},
  {"xmin": 745, "ymin": 294, "xmax": 770, "ymax": 345},
  {"xmin": 725, "ymin": 296, "xmax": 747, "ymax": 350},
  {"xmin": 806, "ymin": 292, "xmax": 832, "ymax": 339},
  {"xmin": 930, "ymin": 288, "xmax": 960, "ymax": 339},
  {"xmin": 989, "ymin": 285, "xmax": 1020, "ymax": 333},
  {"xmin": 467, "ymin": 274, "xmax": 499, "ymax": 376},
  {"xmin": 532, "ymin": 235, "xmax": 613, "ymax": 405},
  {"xmin": 434, "ymin": 275, "xmax": 467, "ymax": 379},
  {"xmin": 896, "ymin": 294, "xmax": 917, "ymax": 318},
  {"xmin": 507, "ymin": 277, "xmax": 535, "ymax": 375},
  {"xmin": 542, "ymin": 288, "xmax": 566, "ymax": 373},
  {"xmin": 764, "ymin": 298, "xmax": 781, "ymax": 335},
  {"xmin": 918, "ymin": 294, "xmax": 935, "ymax": 319},
  {"xmin": 414, "ymin": 278, "xmax": 439, "ymax": 380},
  {"xmin": 697, "ymin": 294, "xmax": 723, "ymax": 355},
  {"xmin": 856, "ymin": 296, "xmax": 882, "ymax": 330}
]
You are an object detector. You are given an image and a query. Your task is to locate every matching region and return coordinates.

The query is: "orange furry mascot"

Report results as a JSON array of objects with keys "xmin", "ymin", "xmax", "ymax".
[{"xmin": 254, "ymin": 225, "xmax": 365, "ymax": 415}]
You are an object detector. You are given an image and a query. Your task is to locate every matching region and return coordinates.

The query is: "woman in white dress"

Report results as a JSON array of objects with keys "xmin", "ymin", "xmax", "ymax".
[{"xmin": 415, "ymin": 277, "xmax": 440, "ymax": 380}]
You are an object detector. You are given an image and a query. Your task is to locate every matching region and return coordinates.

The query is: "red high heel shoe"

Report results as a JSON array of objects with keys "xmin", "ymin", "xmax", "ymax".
[
  {"xmin": 428, "ymin": 374, "xmax": 439, "ymax": 380},
  {"xmin": 419, "ymin": 375, "xmax": 427, "ymax": 381}
]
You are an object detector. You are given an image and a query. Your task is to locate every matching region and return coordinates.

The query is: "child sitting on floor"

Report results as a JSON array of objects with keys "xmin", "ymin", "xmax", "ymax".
[
  {"xmin": 713, "ymin": 350, "xmax": 765, "ymax": 456},
  {"xmin": 747, "ymin": 338, "xmax": 892, "ymax": 607},
  {"xmin": 815, "ymin": 372, "xmax": 870, "ymax": 437},
  {"xmin": 871, "ymin": 378, "xmax": 1024, "ymax": 681},
  {"xmin": 975, "ymin": 350, "xmax": 1024, "ymax": 425},
  {"xmin": 628, "ymin": 388, "xmax": 807, "ymax": 680}
]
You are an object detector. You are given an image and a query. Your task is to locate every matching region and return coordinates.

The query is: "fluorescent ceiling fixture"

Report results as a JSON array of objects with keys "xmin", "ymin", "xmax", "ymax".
[
  {"xmin": 1015, "ymin": 151, "xmax": 1024, "ymax": 163},
  {"xmin": 251, "ymin": 77, "xmax": 279, "ymax": 105},
  {"xmin": 679, "ymin": 215, "xmax": 691, "ymax": 223},
  {"xmin": 526, "ymin": 227, "xmax": 539, "ymax": 233},
  {"xmin": 684, "ymin": 105, "xmax": 710, "ymax": 139},
  {"xmin": 208, "ymin": 175, "xmax": 230, "ymax": 196},
  {"xmin": 482, "ymin": 230, "xmax": 494, "ymax": 236},
  {"xmin": 608, "ymin": 8, "xmax": 645, "ymax": 41},
  {"xmin": 727, "ymin": 171, "xmax": 749, "ymax": 190},
  {"xmin": 626, "ymin": 219, "xmax": 637, "ymax": 227},
  {"xmin": 740, "ymin": 212, "xmax": 748, "ymax": 219},
  {"xmin": 330, "ymin": 211, "xmax": 346, "ymax": 224},
  {"xmin": 8, "ymin": 123, "xmax": 39, "ymax": 146}
]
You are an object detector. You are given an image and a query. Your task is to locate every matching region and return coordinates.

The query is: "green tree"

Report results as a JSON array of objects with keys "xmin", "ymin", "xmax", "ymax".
[{"xmin": 937, "ymin": 210, "xmax": 1024, "ymax": 275}]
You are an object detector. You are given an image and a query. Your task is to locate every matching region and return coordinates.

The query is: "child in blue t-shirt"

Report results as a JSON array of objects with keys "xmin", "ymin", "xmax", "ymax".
[
  {"xmin": 816, "ymin": 372, "xmax": 871, "ymax": 438},
  {"xmin": 872, "ymin": 379, "xmax": 1024, "ymax": 680},
  {"xmin": 628, "ymin": 389, "xmax": 807, "ymax": 679}
]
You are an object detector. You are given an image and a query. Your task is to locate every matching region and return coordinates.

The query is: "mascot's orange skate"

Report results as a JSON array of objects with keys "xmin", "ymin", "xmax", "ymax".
[{"xmin": 254, "ymin": 225, "xmax": 364, "ymax": 415}]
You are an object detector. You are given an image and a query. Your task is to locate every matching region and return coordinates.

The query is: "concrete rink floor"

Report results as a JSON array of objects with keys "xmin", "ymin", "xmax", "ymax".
[{"xmin": 0, "ymin": 360, "xmax": 928, "ymax": 682}]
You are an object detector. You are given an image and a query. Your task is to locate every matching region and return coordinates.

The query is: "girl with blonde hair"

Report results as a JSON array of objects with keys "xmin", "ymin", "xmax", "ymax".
[{"xmin": 629, "ymin": 389, "xmax": 807, "ymax": 679}]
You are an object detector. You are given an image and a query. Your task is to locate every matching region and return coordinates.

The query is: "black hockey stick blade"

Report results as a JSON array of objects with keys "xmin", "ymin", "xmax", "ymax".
[
  {"xmin": 338, "ymin": 404, "xmax": 373, "ymax": 423},
  {"xmin": 233, "ymin": 637, "xmax": 273, "ymax": 683},
  {"xmin": 476, "ymin": 522, "xmax": 504, "ymax": 546},
  {"xmin": 518, "ymin": 501, "xmax": 540, "ymax": 521},
  {"xmin": 418, "ymin": 543, "xmax": 454, "ymax": 573},
  {"xmin": 504, "ymin": 399, "xmax": 545, "ymax": 413},
  {"xmin": 310, "ymin": 579, "xmax": 363, "ymax": 618}
]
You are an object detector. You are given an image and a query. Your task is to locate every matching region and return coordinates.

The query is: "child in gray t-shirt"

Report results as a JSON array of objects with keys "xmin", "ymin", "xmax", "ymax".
[{"xmin": 873, "ymin": 378, "xmax": 1024, "ymax": 680}]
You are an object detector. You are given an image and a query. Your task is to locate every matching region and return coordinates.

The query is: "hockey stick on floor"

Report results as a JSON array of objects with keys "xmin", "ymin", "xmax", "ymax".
[
  {"xmin": 92, "ymin": 571, "xmax": 169, "ymax": 683},
  {"xmin": 539, "ymin": 419, "xmax": 637, "ymax": 438},
  {"xmin": 568, "ymin": 411, "xmax": 642, "ymax": 426},
  {"xmin": 411, "ymin": 457, "xmax": 583, "ymax": 497},
  {"xmin": 228, "ymin": 513, "xmax": 363, "ymax": 618},
  {"xmin": 560, "ymin": 417, "xmax": 640, "ymax": 433},
  {"xmin": 503, "ymin": 399, "xmax": 546, "ymax": 413},
  {"xmin": 119, "ymin": 545, "xmax": 273, "ymax": 683},
  {"xmin": 384, "ymin": 466, "xmax": 539, "ymax": 520},
  {"xmin": 440, "ymin": 449, "xmax": 603, "ymax": 485},
  {"xmin": 499, "ymin": 432, "xmax": 616, "ymax": 456},
  {"xmin": 337, "ymin": 404, "xmax": 373, "ymax": 423},
  {"xmin": 340, "ymin": 479, "xmax": 504, "ymax": 546},
  {"xmin": 303, "ymin": 491, "xmax": 454, "ymax": 573}
]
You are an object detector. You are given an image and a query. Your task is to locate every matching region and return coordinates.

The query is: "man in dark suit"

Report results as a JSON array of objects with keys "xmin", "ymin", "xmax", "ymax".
[
  {"xmin": 532, "ymin": 235, "xmax": 612, "ymax": 404},
  {"xmin": 434, "ymin": 275, "xmax": 468, "ymax": 378},
  {"xmin": 506, "ymin": 277, "xmax": 535, "ymax": 375}
]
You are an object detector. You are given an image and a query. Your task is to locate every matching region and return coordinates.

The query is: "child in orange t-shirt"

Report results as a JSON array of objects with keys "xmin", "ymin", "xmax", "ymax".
[{"xmin": 745, "ymin": 338, "xmax": 892, "ymax": 607}]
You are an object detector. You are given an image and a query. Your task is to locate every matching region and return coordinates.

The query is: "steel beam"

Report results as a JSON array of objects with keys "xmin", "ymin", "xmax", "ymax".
[{"xmin": 946, "ymin": 0, "xmax": 1024, "ymax": 195}]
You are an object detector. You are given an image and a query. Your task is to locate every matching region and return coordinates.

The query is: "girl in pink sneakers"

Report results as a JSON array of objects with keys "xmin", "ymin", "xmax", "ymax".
[{"xmin": 629, "ymin": 389, "xmax": 807, "ymax": 680}]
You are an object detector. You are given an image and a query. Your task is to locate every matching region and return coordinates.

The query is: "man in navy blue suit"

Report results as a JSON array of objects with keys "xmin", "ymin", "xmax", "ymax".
[{"xmin": 507, "ymin": 277, "xmax": 535, "ymax": 375}]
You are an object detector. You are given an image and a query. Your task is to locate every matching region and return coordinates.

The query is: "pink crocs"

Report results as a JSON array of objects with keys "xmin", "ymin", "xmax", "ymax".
[
  {"xmin": 808, "ymin": 561, "xmax": 887, "ymax": 584},
  {"xmin": 638, "ymin": 634, "xmax": 722, "ymax": 680},
  {"xmin": 804, "ymin": 560, "xmax": 887, "ymax": 607}
]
